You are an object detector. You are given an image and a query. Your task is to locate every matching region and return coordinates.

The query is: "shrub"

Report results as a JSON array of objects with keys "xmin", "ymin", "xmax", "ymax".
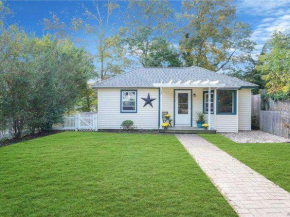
[
  {"xmin": 121, "ymin": 120, "xmax": 134, "ymax": 130},
  {"xmin": 0, "ymin": 27, "xmax": 95, "ymax": 138}
]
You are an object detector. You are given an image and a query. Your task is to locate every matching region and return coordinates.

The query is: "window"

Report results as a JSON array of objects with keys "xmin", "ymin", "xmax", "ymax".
[
  {"xmin": 203, "ymin": 91, "xmax": 214, "ymax": 114},
  {"xmin": 121, "ymin": 90, "xmax": 137, "ymax": 113},
  {"xmin": 178, "ymin": 93, "xmax": 188, "ymax": 114},
  {"xmin": 217, "ymin": 90, "xmax": 236, "ymax": 114}
]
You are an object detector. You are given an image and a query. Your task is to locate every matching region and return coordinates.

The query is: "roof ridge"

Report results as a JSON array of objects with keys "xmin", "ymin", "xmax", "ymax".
[{"xmin": 143, "ymin": 66, "xmax": 193, "ymax": 69}]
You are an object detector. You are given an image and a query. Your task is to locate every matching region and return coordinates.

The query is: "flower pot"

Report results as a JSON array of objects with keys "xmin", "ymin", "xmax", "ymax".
[
  {"xmin": 196, "ymin": 121, "xmax": 205, "ymax": 128},
  {"xmin": 163, "ymin": 126, "xmax": 168, "ymax": 130},
  {"xmin": 166, "ymin": 117, "xmax": 170, "ymax": 120}
]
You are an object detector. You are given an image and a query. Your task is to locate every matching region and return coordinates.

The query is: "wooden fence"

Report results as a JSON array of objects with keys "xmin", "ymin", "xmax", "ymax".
[
  {"xmin": 252, "ymin": 94, "xmax": 289, "ymax": 138},
  {"xmin": 53, "ymin": 112, "xmax": 98, "ymax": 131}
]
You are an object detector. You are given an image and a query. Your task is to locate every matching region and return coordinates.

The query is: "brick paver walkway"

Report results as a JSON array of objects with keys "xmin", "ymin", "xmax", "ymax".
[{"xmin": 176, "ymin": 134, "xmax": 290, "ymax": 217}]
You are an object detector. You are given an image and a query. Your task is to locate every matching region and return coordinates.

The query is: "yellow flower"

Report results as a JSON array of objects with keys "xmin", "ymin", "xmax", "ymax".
[
  {"xmin": 162, "ymin": 123, "xmax": 170, "ymax": 127},
  {"xmin": 202, "ymin": 123, "xmax": 209, "ymax": 127},
  {"xmin": 164, "ymin": 114, "xmax": 171, "ymax": 118}
]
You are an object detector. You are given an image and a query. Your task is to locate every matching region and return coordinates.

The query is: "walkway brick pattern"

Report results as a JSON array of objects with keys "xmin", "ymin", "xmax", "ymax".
[{"xmin": 176, "ymin": 134, "xmax": 290, "ymax": 217}]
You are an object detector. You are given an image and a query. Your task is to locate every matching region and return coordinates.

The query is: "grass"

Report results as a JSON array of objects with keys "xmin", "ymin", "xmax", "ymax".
[
  {"xmin": 0, "ymin": 132, "xmax": 236, "ymax": 217},
  {"xmin": 200, "ymin": 134, "xmax": 290, "ymax": 193}
]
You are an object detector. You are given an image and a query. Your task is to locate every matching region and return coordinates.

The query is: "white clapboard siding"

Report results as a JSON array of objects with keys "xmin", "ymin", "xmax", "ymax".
[
  {"xmin": 162, "ymin": 88, "xmax": 174, "ymax": 121},
  {"xmin": 216, "ymin": 115, "xmax": 238, "ymax": 132},
  {"xmin": 192, "ymin": 88, "xmax": 204, "ymax": 127},
  {"xmin": 238, "ymin": 89, "xmax": 251, "ymax": 130},
  {"xmin": 98, "ymin": 89, "xmax": 159, "ymax": 129}
]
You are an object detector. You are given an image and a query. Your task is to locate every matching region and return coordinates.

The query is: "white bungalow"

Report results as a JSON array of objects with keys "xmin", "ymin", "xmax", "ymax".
[{"xmin": 92, "ymin": 67, "xmax": 258, "ymax": 133}]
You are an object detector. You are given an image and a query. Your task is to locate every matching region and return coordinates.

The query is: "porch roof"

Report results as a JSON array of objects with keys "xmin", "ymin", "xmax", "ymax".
[
  {"xmin": 153, "ymin": 79, "xmax": 226, "ymax": 88},
  {"xmin": 92, "ymin": 67, "xmax": 258, "ymax": 89}
]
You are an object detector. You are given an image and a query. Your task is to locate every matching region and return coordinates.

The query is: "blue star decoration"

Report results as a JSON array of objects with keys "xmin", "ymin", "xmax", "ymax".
[{"xmin": 141, "ymin": 93, "xmax": 156, "ymax": 108}]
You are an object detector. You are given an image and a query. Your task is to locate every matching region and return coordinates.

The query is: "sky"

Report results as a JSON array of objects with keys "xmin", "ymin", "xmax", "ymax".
[{"xmin": 5, "ymin": 0, "xmax": 290, "ymax": 58}]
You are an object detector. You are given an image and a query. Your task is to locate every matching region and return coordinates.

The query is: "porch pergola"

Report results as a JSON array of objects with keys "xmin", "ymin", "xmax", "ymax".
[{"xmin": 153, "ymin": 79, "xmax": 228, "ymax": 130}]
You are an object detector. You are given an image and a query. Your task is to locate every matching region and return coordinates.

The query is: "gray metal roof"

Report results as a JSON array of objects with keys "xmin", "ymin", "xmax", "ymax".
[{"xmin": 92, "ymin": 66, "xmax": 258, "ymax": 88}]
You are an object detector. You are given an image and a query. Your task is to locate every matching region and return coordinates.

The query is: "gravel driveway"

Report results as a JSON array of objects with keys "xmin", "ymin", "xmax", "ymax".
[{"xmin": 222, "ymin": 130, "xmax": 289, "ymax": 143}]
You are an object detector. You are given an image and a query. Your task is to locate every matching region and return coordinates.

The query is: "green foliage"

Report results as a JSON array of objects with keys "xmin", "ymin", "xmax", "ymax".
[
  {"xmin": 196, "ymin": 112, "xmax": 205, "ymax": 123},
  {"xmin": 44, "ymin": 1, "xmax": 134, "ymax": 80},
  {"xmin": 144, "ymin": 37, "xmax": 182, "ymax": 67},
  {"xmin": 178, "ymin": 0, "xmax": 255, "ymax": 72},
  {"xmin": 260, "ymin": 90, "xmax": 270, "ymax": 110},
  {"xmin": 0, "ymin": 27, "xmax": 95, "ymax": 138},
  {"xmin": 121, "ymin": 120, "xmax": 134, "ymax": 130},
  {"xmin": 256, "ymin": 31, "xmax": 290, "ymax": 100},
  {"xmin": 0, "ymin": 132, "xmax": 236, "ymax": 216},
  {"xmin": 0, "ymin": 0, "xmax": 11, "ymax": 26},
  {"xmin": 77, "ymin": 85, "xmax": 98, "ymax": 112},
  {"xmin": 228, "ymin": 57, "xmax": 265, "ymax": 95},
  {"xmin": 119, "ymin": 0, "xmax": 180, "ymax": 67}
]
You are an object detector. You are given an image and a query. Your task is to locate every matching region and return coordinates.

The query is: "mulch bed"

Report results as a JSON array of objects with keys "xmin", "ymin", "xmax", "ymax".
[{"xmin": 0, "ymin": 130, "xmax": 61, "ymax": 148}]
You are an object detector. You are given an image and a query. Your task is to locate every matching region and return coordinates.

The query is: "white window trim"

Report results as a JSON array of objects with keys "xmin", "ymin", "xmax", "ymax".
[
  {"xmin": 204, "ymin": 91, "xmax": 214, "ymax": 114},
  {"xmin": 120, "ymin": 90, "xmax": 137, "ymax": 113}
]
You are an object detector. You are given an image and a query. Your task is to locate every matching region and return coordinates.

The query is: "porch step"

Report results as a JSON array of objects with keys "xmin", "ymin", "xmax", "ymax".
[{"xmin": 159, "ymin": 128, "xmax": 216, "ymax": 134}]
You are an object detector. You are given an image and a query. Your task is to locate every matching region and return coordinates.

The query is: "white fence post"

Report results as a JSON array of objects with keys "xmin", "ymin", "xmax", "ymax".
[
  {"xmin": 94, "ymin": 114, "xmax": 98, "ymax": 131},
  {"xmin": 75, "ymin": 114, "xmax": 79, "ymax": 131}
]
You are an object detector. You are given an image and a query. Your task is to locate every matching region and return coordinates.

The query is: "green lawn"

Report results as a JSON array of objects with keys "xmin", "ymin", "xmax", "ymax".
[
  {"xmin": 201, "ymin": 134, "xmax": 290, "ymax": 193},
  {"xmin": 0, "ymin": 132, "xmax": 236, "ymax": 217}
]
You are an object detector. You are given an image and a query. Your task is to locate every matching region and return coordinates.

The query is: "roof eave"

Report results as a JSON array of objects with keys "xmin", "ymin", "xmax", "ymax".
[{"xmin": 239, "ymin": 85, "xmax": 259, "ymax": 89}]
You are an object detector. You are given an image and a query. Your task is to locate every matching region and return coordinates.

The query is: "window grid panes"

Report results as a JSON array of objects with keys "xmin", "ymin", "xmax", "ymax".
[
  {"xmin": 178, "ymin": 93, "xmax": 188, "ymax": 114},
  {"xmin": 204, "ymin": 92, "xmax": 214, "ymax": 114},
  {"xmin": 217, "ymin": 90, "xmax": 236, "ymax": 114},
  {"xmin": 121, "ymin": 91, "xmax": 137, "ymax": 112}
]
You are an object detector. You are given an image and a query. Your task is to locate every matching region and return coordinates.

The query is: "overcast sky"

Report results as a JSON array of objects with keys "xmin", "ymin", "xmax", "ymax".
[{"xmin": 6, "ymin": 0, "xmax": 290, "ymax": 57}]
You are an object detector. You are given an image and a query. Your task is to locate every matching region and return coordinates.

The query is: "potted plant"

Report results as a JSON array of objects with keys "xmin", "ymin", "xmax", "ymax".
[
  {"xmin": 164, "ymin": 114, "xmax": 171, "ymax": 120},
  {"xmin": 196, "ymin": 112, "xmax": 205, "ymax": 128},
  {"xmin": 162, "ymin": 122, "xmax": 170, "ymax": 130},
  {"xmin": 202, "ymin": 123, "xmax": 209, "ymax": 130}
]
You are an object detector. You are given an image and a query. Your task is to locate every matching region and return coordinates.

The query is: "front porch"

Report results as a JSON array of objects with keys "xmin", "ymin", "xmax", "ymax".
[
  {"xmin": 159, "ymin": 126, "xmax": 216, "ymax": 134},
  {"xmin": 158, "ymin": 86, "xmax": 218, "ymax": 131}
]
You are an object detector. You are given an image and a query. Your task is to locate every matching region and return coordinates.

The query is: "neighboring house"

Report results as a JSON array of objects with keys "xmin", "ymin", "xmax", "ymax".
[{"xmin": 92, "ymin": 67, "xmax": 258, "ymax": 132}]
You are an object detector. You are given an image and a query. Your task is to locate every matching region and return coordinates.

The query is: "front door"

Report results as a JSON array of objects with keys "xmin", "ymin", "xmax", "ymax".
[{"xmin": 175, "ymin": 90, "xmax": 191, "ymax": 126}]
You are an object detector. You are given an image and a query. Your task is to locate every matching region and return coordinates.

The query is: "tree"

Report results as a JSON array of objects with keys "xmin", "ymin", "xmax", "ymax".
[
  {"xmin": 77, "ymin": 84, "xmax": 98, "ymax": 112},
  {"xmin": 0, "ymin": 27, "xmax": 95, "ymax": 138},
  {"xmin": 44, "ymin": 0, "xmax": 134, "ymax": 80},
  {"xmin": 119, "ymin": 0, "xmax": 180, "ymax": 67},
  {"xmin": 229, "ymin": 56, "xmax": 266, "ymax": 94},
  {"xmin": 178, "ymin": 0, "xmax": 255, "ymax": 72},
  {"xmin": 143, "ymin": 37, "xmax": 182, "ymax": 67},
  {"xmin": 0, "ymin": 0, "xmax": 11, "ymax": 26},
  {"xmin": 256, "ymin": 31, "xmax": 290, "ymax": 100}
]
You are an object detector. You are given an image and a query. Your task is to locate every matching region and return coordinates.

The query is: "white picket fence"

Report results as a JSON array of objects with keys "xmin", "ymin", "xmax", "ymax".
[{"xmin": 53, "ymin": 112, "xmax": 98, "ymax": 131}]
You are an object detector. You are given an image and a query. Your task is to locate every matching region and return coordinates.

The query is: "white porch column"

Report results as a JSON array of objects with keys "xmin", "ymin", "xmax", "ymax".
[
  {"xmin": 214, "ymin": 88, "xmax": 217, "ymax": 128},
  {"xmin": 159, "ymin": 87, "xmax": 163, "ymax": 129},
  {"xmin": 208, "ymin": 87, "xmax": 211, "ymax": 130}
]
